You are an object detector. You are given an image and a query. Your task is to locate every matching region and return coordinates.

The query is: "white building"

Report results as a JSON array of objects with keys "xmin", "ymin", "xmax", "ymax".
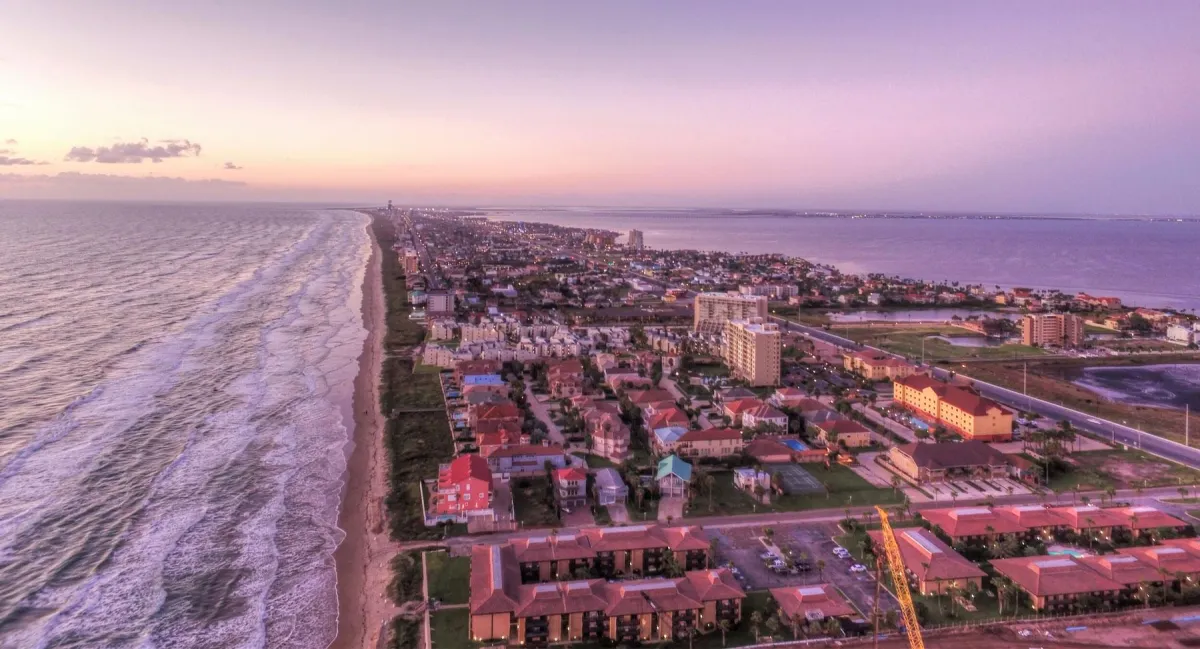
[
  {"xmin": 693, "ymin": 292, "xmax": 768, "ymax": 332},
  {"xmin": 1167, "ymin": 323, "xmax": 1198, "ymax": 346}
]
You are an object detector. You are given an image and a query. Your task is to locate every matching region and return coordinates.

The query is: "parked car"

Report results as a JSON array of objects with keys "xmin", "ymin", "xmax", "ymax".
[{"xmin": 849, "ymin": 564, "xmax": 868, "ymax": 573}]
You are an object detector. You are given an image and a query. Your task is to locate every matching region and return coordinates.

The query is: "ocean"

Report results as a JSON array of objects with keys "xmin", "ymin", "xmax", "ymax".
[
  {"xmin": 483, "ymin": 209, "xmax": 1200, "ymax": 312},
  {"xmin": 0, "ymin": 202, "xmax": 369, "ymax": 648}
]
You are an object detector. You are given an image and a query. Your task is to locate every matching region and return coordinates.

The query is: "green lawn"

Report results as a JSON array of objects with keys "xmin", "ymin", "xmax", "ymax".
[
  {"xmin": 837, "ymin": 326, "xmax": 1046, "ymax": 362},
  {"xmin": 425, "ymin": 552, "xmax": 470, "ymax": 605},
  {"xmin": 686, "ymin": 465, "xmax": 902, "ymax": 519},
  {"xmin": 591, "ymin": 504, "xmax": 613, "ymax": 525},
  {"xmin": 429, "ymin": 609, "xmax": 478, "ymax": 649},
  {"xmin": 512, "ymin": 477, "xmax": 561, "ymax": 527},
  {"xmin": 579, "ymin": 453, "xmax": 618, "ymax": 469}
]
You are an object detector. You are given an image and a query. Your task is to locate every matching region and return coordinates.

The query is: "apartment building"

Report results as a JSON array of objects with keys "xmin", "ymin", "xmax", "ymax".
[
  {"xmin": 722, "ymin": 318, "xmax": 781, "ymax": 387},
  {"xmin": 843, "ymin": 350, "xmax": 917, "ymax": 381},
  {"xmin": 626, "ymin": 229, "xmax": 645, "ymax": 250},
  {"xmin": 893, "ymin": 374, "xmax": 1013, "ymax": 441},
  {"xmin": 693, "ymin": 292, "xmax": 767, "ymax": 332},
  {"xmin": 1021, "ymin": 313, "xmax": 1085, "ymax": 347},
  {"xmin": 866, "ymin": 527, "xmax": 986, "ymax": 595},
  {"xmin": 989, "ymin": 555, "xmax": 1124, "ymax": 611}
]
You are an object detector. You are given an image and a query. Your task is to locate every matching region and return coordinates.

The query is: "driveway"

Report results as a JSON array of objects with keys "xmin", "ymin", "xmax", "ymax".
[
  {"xmin": 524, "ymin": 385, "xmax": 565, "ymax": 445},
  {"xmin": 658, "ymin": 497, "xmax": 685, "ymax": 522},
  {"xmin": 607, "ymin": 504, "xmax": 630, "ymax": 524}
]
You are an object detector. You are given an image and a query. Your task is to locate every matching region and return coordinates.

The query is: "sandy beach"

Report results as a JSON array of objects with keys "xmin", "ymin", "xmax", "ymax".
[{"xmin": 330, "ymin": 224, "xmax": 399, "ymax": 649}]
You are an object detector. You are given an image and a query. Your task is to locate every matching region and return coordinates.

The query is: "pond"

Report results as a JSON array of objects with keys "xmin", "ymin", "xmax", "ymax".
[
  {"xmin": 1073, "ymin": 364, "xmax": 1200, "ymax": 411},
  {"xmin": 933, "ymin": 335, "xmax": 1003, "ymax": 348},
  {"xmin": 827, "ymin": 308, "xmax": 1021, "ymax": 323}
]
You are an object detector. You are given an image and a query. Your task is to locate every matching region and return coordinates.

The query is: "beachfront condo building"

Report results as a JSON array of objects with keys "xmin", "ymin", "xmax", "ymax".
[
  {"xmin": 470, "ymin": 528, "xmax": 742, "ymax": 646},
  {"xmin": 626, "ymin": 229, "xmax": 644, "ymax": 250},
  {"xmin": 722, "ymin": 317, "xmax": 781, "ymax": 386},
  {"xmin": 693, "ymin": 291, "xmax": 767, "ymax": 332},
  {"xmin": 893, "ymin": 374, "xmax": 1013, "ymax": 441},
  {"xmin": 1021, "ymin": 313, "xmax": 1085, "ymax": 347}
]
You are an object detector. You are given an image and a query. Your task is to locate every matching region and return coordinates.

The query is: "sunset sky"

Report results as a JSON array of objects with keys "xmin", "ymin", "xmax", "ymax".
[{"xmin": 2, "ymin": 1, "xmax": 1199, "ymax": 212}]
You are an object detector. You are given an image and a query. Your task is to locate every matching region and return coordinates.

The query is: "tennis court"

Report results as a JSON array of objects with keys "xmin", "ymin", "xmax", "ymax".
[{"xmin": 764, "ymin": 463, "xmax": 825, "ymax": 495}]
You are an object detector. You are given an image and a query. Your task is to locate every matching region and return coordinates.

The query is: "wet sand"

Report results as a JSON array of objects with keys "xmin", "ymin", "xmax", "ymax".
[{"xmin": 330, "ymin": 224, "xmax": 397, "ymax": 649}]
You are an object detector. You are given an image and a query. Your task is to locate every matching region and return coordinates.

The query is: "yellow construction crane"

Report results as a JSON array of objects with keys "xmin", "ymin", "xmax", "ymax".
[{"xmin": 875, "ymin": 506, "xmax": 925, "ymax": 649}]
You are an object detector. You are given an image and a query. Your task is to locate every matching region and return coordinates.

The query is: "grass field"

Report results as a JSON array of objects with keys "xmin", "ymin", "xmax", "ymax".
[
  {"xmin": 425, "ymin": 552, "xmax": 470, "ymax": 605},
  {"xmin": 837, "ymin": 325, "xmax": 1043, "ymax": 362},
  {"xmin": 686, "ymin": 465, "xmax": 902, "ymax": 519},
  {"xmin": 512, "ymin": 477, "xmax": 561, "ymax": 527},
  {"xmin": 959, "ymin": 353, "xmax": 1200, "ymax": 445},
  {"xmin": 429, "ymin": 609, "xmax": 477, "ymax": 649},
  {"xmin": 1046, "ymin": 449, "xmax": 1200, "ymax": 491}
]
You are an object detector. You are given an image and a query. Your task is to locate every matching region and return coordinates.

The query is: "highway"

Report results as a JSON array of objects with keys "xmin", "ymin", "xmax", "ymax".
[{"xmin": 768, "ymin": 315, "xmax": 1200, "ymax": 471}]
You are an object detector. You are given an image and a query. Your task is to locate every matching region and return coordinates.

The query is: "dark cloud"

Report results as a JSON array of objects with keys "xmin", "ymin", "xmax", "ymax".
[
  {"xmin": 64, "ymin": 138, "xmax": 203, "ymax": 164},
  {"xmin": 223, "ymin": 162, "xmax": 244, "ymax": 170}
]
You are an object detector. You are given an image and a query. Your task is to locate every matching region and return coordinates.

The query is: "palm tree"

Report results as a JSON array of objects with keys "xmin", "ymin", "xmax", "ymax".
[
  {"xmin": 764, "ymin": 614, "xmax": 781, "ymax": 639},
  {"xmin": 790, "ymin": 612, "xmax": 804, "ymax": 639},
  {"xmin": 764, "ymin": 527, "xmax": 775, "ymax": 543},
  {"xmin": 995, "ymin": 575, "xmax": 1010, "ymax": 616},
  {"xmin": 816, "ymin": 559, "xmax": 826, "ymax": 581},
  {"xmin": 891, "ymin": 474, "xmax": 903, "ymax": 496},
  {"xmin": 708, "ymin": 538, "xmax": 720, "ymax": 568},
  {"xmin": 1085, "ymin": 518, "xmax": 1096, "ymax": 549},
  {"xmin": 717, "ymin": 619, "xmax": 731, "ymax": 647},
  {"xmin": 698, "ymin": 468, "xmax": 716, "ymax": 512},
  {"xmin": 1105, "ymin": 485, "xmax": 1117, "ymax": 504},
  {"xmin": 984, "ymin": 525, "xmax": 997, "ymax": 553},
  {"xmin": 750, "ymin": 611, "xmax": 764, "ymax": 642}
]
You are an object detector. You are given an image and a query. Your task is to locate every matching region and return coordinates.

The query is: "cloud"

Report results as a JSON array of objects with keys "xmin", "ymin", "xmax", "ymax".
[
  {"xmin": 4, "ymin": 139, "xmax": 16, "ymax": 145},
  {"xmin": 223, "ymin": 162, "xmax": 244, "ymax": 170},
  {"xmin": 0, "ymin": 144, "xmax": 47, "ymax": 166},
  {"xmin": 64, "ymin": 138, "xmax": 203, "ymax": 164}
]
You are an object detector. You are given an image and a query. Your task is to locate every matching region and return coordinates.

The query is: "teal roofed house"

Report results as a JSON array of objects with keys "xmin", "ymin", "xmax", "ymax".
[{"xmin": 656, "ymin": 454, "xmax": 692, "ymax": 499}]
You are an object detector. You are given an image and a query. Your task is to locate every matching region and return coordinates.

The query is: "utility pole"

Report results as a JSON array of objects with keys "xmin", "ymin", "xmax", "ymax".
[{"xmin": 1187, "ymin": 404, "xmax": 1191, "ymax": 448}]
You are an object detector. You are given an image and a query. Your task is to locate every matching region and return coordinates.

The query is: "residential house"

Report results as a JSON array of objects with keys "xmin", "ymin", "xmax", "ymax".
[
  {"xmin": 770, "ymin": 387, "xmax": 810, "ymax": 410},
  {"xmin": 814, "ymin": 419, "xmax": 872, "ymax": 449},
  {"xmin": 548, "ymin": 358, "xmax": 585, "ymax": 398},
  {"xmin": 478, "ymin": 427, "xmax": 527, "ymax": 458},
  {"xmin": 733, "ymin": 468, "xmax": 772, "ymax": 501},
  {"xmin": 742, "ymin": 403, "xmax": 789, "ymax": 432},
  {"xmin": 645, "ymin": 406, "xmax": 690, "ymax": 432},
  {"xmin": 430, "ymin": 454, "xmax": 494, "ymax": 523},
  {"xmin": 470, "ymin": 400, "xmax": 523, "ymax": 430},
  {"xmin": 723, "ymin": 398, "xmax": 765, "ymax": 427},
  {"xmin": 866, "ymin": 527, "xmax": 985, "ymax": 595},
  {"xmin": 555, "ymin": 467, "xmax": 588, "ymax": 510},
  {"xmin": 487, "ymin": 444, "xmax": 573, "ymax": 477},
  {"xmin": 673, "ymin": 428, "xmax": 746, "ymax": 459},
  {"xmin": 463, "ymin": 374, "xmax": 509, "ymax": 398},
  {"xmin": 1112, "ymin": 506, "xmax": 1190, "ymax": 536},
  {"xmin": 657, "ymin": 455, "xmax": 693, "ymax": 498},
  {"xmin": 456, "ymin": 359, "xmax": 502, "ymax": 384},
  {"xmin": 593, "ymin": 469, "xmax": 629, "ymax": 506},
  {"xmin": 588, "ymin": 413, "xmax": 631, "ymax": 464}
]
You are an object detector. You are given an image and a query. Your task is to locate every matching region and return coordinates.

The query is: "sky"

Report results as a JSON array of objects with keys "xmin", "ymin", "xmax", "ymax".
[{"xmin": 2, "ymin": 0, "xmax": 1199, "ymax": 213}]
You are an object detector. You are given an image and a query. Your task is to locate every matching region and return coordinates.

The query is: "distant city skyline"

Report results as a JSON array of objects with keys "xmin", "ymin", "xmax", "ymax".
[{"xmin": 2, "ymin": 1, "xmax": 1199, "ymax": 213}]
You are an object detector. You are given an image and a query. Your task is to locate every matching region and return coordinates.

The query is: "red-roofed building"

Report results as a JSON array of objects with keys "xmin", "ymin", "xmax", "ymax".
[
  {"xmin": 742, "ymin": 404, "xmax": 789, "ymax": 431},
  {"xmin": 990, "ymin": 555, "xmax": 1124, "ymax": 611},
  {"xmin": 814, "ymin": 418, "xmax": 872, "ymax": 448},
  {"xmin": 470, "ymin": 400, "xmax": 523, "ymax": 428},
  {"xmin": 554, "ymin": 467, "xmax": 588, "ymax": 509},
  {"xmin": 486, "ymin": 444, "xmax": 573, "ymax": 476},
  {"xmin": 771, "ymin": 584, "xmax": 858, "ymax": 622},
  {"xmin": 867, "ymin": 527, "xmax": 985, "ymax": 595},
  {"xmin": 843, "ymin": 350, "xmax": 917, "ymax": 381},
  {"xmin": 646, "ymin": 406, "xmax": 690, "ymax": 431},
  {"xmin": 478, "ymin": 428, "xmax": 528, "ymax": 457},
  {"xmin": 432, "ymin": 455, "xmax": 494, "ymax": 521},
  {"xmin": 674, "ymin": 428, "xmax": 746, "ymax": 459},
  {"xmin": 893, "ymin": 375, "xmax": 1012, "ymax": 441},
  {"xmin": 1110, "ymin": 506, "xmax": 1190, "ymax": 536},
  {"xmin": 921, "ymin": 507, "xmax": 1027, "ymax": 543},
  {"xmin": 723, "ymin": 398, "xmax": 765, "ymax": 427}
]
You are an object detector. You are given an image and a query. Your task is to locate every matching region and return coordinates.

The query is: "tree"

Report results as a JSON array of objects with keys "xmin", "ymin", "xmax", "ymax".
[
  {"xmin": 816, "ymin": 559, "xmax": 826, "ymax": 581},
  {"xmin": 823, "ymin": 617, "xmax": 842, "ymax": 638},
  {"xmin": 716, "ymin": 619, "xmax": 731, "ymax": 647},
  {"xmin": 891, "ymin": 474, "xmax": 903, "ymax": 496},
  {"xmin": 698, "ymin": 468, "xmax": 716, "ymax": 512},
  {"xmin": 662, "ymin": 549, "xmax": 684, "ymax": 578},
  {"xmin": 764, "ymin": 613, "xmax": 781, "ymax": 638},
  {"xmin": 750, "ymin": 611, "xmax": 764, "ymax": 642},
  {"xmin": 790, "ymin": 612, "xmax": 804, "ymax": 639},
  {"xmin": 708, "ymin": 538, "xmax": 720, "ymax": 568}
]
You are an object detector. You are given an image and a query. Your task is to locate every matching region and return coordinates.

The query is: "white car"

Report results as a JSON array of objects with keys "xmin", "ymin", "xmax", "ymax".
[{"xmin": 849, "ymin": 564, "xmax": 868, "ymax": 573}]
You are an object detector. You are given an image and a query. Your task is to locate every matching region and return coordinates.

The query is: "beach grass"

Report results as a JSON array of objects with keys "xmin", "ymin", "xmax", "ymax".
[
  {"xmin": 387, "ymin": 615, "xmax": 422, "ymax": 649},
  {"xmin": 425, "ymin": 552, "xmax": 470, "ymax": 605},
  {"xmin": 387, "ymin": 551, "xmax": 424, "ymax": 604},
  {"xmin": 373, "ymin": 216, "xmax": 457, "ymax": 542}
]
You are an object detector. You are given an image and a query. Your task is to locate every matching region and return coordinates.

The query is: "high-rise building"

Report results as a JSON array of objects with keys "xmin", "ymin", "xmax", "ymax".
[
  {"xmin": 627, "ymin": 229, "xmax": 645, "ymax": 250},
  {"xmin": 693, "ymin": 292, "xmax": 768, "ymax": 332},
  {"xmin": 402, "ymin": 249, "xmax": 420, "ymax": 275},
  {"xmin": 1021, "ymin": 313, "xmax": 1085, "ymax": 348},
  {"xmin": 722, "ymin": 317, "xmax": 781, "ymax": 386}
]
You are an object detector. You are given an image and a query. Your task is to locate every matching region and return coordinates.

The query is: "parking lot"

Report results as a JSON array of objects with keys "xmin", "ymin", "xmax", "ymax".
[{"xmin": 709, "ymin": 522, "xmax": 898, "ymax": 621}]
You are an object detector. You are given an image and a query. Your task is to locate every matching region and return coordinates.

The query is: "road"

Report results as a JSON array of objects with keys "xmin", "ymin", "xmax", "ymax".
[{"xmin": 768, "ymin": 315, "xmax": 1200, "ymax": 472}]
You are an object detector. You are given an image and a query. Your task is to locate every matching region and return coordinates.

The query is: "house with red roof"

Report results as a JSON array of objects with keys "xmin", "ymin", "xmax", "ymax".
[
  {"xmin": 674, "ymin": 428, "xmax": 746, "ymax": 459},
  {"xmin": 486, "ymin": 443, "xmax": 574, "ymax": 477},
  {"xmin": 723, "ymin": 398, "xmax": 765, "ymax": 427},
  {"xmin": 478, "ymin": 428, "xmax": 528, "ymax": 458},
  {"xmin": 469, "ymin": 400, "xmax": 523, "ymax": 429},
  {"xmin": 742, "ymin": 403, "xmax": 788, "ymax": 431},
  {"xmin": 554, "ymin": 467, "xmax": 588, "ymax": 510},
  {"xmin": 431, "ymin": 454, "xmax": 494, "ymax": 522}
]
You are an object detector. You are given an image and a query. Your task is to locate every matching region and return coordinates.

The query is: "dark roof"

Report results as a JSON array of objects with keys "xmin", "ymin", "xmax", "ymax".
[{"xmin": 894, "ymin": 440, "xmax": 1009, "ymax": 470}]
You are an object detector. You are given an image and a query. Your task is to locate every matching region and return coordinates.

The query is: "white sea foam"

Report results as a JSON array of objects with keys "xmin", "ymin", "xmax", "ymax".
[{"xmin": 0, "ymin": 206, "xmax": 369, "ymax": 649}]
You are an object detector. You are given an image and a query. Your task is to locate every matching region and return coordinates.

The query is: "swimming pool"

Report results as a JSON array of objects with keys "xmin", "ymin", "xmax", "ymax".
[
  {"xmin": 1047, "ymin": 546, "xmax": 1089, "ymax": 558},
  {"xmin": 908, "ymin": 418, "xmax": 931, "ymax": 432},
  {"xmin": 782, "ymin": 439, "xmax": 810, "ymax": 452}
]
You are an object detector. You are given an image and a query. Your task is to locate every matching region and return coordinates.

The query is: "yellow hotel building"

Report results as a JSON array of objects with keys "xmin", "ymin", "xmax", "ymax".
[{"xmin": 893, "ymin": 374, "xmax": 1013, "ymax": 441}]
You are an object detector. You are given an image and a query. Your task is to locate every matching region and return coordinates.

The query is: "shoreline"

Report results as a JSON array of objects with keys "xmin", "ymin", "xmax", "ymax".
[{"xmin": 330, "ymin": 221, "xmax": 395, "ymax": 649}]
